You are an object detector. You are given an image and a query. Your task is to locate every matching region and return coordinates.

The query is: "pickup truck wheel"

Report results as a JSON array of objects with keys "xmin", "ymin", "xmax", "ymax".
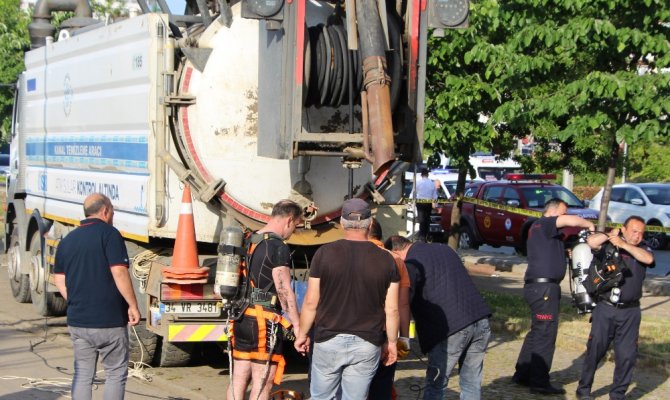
[
  {"xmin": 644, "ymin": 223, "xmax": 667, "ymax": 250},
  {"xmin": 155, "ymin": 338, "xmax": 193, "ymax": 367},
  {"xmin": 129, "ymin": 323, "xmax": 158, "ymax": 366},
  {"xmin": 459, "ymin": 225, "xmax": 479, "ymax": 250},
  {"xmin": 8, "ymin": 227, "xmax": 31, "ymax": 303},
  {"xmin": 29, "ymin": 231, "xmax": 67, "ymax": 316},
  {"xmin": 515, "ymin": 245, "xmax": 527, "ymax": 256}
]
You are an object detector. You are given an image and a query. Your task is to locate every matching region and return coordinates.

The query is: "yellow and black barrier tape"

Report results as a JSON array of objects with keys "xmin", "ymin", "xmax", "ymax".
[{"xmin": 404, "ymin": 197, "xmax": 670, "ymax": 234}]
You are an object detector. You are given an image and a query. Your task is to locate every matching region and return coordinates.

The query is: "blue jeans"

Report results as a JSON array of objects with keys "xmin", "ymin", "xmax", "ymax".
[
  {"xmin": 310, "ymin": 334, "xmax": 381, "ymax": 400},
  {"xmin": 69, "ymin": 326, "xmax": 129, "ymax": 400},
  {"xmin": 423, "ymin": 318, "xmax": 490, "ymax": 400}
]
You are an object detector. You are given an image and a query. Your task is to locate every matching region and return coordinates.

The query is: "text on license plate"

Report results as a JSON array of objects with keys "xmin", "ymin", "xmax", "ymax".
[{"xmin": 161, "ymin": 302, "xmax": 219, "ymax": 314}]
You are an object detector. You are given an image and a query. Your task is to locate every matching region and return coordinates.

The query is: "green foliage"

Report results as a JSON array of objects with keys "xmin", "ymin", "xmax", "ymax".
[
  {"xmin": 0, "ymin": 0, "xmax": 29, "ymax": 145},
  {"xmin": 424, "ymin": 0, "xmax": 519, "ymax": 178},
  {"xmin": 91, "ymin": 0, "xmax": 129, "ymax": 19},
  {"xmin": 478, "ymin": 0, "xmax": 670, "ymax": 176},
  {"xmin": 427, "ymin": 0, "xmax": 670, "ymax": 183}
]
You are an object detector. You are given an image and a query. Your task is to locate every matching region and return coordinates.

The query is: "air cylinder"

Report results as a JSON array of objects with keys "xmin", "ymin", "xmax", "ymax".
[
  {"xmin": 215, "ymin": 226, "xmax": 244, "ymax": 298},
  {"xmin": 570, "ymin": 242, "xmax": 596, "ymax": 313}
]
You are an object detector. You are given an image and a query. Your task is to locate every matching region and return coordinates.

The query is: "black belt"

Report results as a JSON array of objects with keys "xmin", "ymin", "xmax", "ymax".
[
  {"xmin": 525, "ymin": 278, "xmax": 560, "ymax": 285},
  {"xmin": 600, "ymin": 299, "xmax": 640, "ymax": 309}
]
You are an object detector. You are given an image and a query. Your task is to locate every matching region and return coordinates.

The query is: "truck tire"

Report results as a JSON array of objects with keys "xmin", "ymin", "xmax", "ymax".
[
  {"xmin": 8, "ymin": 228, "xmax": 31, "ymax": 303},
  {"xmin": 155, "ymin": 338, "xmax": 193, "ymax": 367},
  {"xmin": 129, "ymin": 323, "xmax": 158, "ymax": 366},
  {"xmin": 459, "ymin": 225, "xmax": 479, "ymax": 250},
  {"xmin": 29, "ymin": 231, "xmax": 67, "ymax": 316}
]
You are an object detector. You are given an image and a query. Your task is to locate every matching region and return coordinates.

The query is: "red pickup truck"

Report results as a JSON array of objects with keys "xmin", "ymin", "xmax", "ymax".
[{"xmin": 440, "ymin": 175, "xmax": 599, "ymax": 254}]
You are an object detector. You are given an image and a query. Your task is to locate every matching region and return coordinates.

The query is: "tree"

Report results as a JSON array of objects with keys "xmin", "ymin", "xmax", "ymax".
[
  {"xmin": 424, "ymin": 0, "xmax": 520, "ymax": 249},
  {"xmin": 0, "ymin": 0, "xmax": 30, "ymax": 145},
  {"xmin": 473, "ymin": 0, "xmax": 670, "ymax": 230},
  {"xmin": 91, "ymin": 0, "xmax": 129, "ymax": 20}
]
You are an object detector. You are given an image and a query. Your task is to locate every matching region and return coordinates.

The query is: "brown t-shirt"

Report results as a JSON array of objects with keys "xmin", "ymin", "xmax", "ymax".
[{"xmin": 310, "ymin": 239, "xmax": 399, "ymax": 346}]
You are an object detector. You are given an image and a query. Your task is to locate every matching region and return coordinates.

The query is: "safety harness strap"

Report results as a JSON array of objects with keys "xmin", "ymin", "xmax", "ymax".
[
  {"xmin": 229, "ymin": 305, "xmax": 292, "ymax": 385},
  {"xmin": 231, "ymin": 349, "xmax": 287, "ymax": 385}
]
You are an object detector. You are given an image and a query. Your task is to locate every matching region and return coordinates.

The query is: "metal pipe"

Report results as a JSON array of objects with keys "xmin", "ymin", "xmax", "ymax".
[
  {"xmin": 355, "ymin": 0, "xmax": 395, "ymax": 176},
  {"xmin": 29, "ymin": 0, "xmax": 93, "ymax": 48}
]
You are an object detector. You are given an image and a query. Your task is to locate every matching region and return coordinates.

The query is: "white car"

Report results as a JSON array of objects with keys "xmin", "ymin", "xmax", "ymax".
[{"xmin": 589, "ymin": 183, "xmax": 670, "ymax": 249}]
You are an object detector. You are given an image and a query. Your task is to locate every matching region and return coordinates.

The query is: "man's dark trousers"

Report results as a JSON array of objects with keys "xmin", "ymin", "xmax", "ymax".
[
  {"xmin": 577, "ymin": 302, "xmax": 641, "ymax": 400},
  {"xmin": 514, "ymin": 282, "xmax": 561, "ymax": 387},
  {"xmin": 416, "ymin": 203, "xmax": 432, "ymax": 240}
]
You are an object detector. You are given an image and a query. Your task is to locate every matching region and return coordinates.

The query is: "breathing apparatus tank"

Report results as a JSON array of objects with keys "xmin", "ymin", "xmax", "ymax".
[
  {"xmin": 215, "ymin": 226, "xmax": 244, "ymax": 299},
  {"xmin": 569, "ymin": 230, "xmax": 596, "ymax": 313}
]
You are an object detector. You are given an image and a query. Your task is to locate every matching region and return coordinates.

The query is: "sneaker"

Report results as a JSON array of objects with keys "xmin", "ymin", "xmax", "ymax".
[{"xmin": 529, "ymin": 384, "xmax": 566, "ymax": 395}]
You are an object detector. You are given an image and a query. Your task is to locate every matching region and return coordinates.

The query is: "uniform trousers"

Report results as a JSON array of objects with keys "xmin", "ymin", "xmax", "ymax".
[
  {"xmin": 576, "ymin": 302, "xmax": 641, "ymax": 400},
  {"xmin": 513, "ymin": 282, "xmax": 561, "ymax": 388}
]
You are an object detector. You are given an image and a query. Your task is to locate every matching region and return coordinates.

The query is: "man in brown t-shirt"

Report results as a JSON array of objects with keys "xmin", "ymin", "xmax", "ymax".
[{"xmin": 295, "ymin": 198, "xmax": 399, "ymax": 399}]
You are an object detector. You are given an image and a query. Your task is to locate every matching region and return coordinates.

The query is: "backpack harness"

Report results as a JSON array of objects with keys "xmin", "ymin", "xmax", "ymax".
[
  {"xmin": 583, "ymin": 242, "xmax": 629, "ymax": 299},
  {"xmin": 229, "ymin": 232, "xmax": 292, "ymax": 385}
]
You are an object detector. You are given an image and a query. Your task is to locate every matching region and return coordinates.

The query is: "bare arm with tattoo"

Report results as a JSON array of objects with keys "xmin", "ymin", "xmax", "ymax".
[{"xmin": 272, "ymin": 265, "xmax": 301, "ymax": 339}]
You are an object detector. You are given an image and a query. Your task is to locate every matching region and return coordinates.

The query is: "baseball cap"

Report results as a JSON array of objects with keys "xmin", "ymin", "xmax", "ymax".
[{"xmin": 341, "ymin": 198, "xmax": 371, "ymax": 221}]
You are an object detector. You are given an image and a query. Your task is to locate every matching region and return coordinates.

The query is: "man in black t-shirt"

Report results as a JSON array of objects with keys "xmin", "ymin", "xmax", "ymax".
[
  {"xmin": 54, "ymin": 193, "xmax": 140, "ymax": 400},
  {"xmin": 227, "ymin": 200, "xmax": 303, "ymax": 400},
  {"xmin": 576, "ymin": 216, "xmax": 654, "ymax": 400},
  {"xmin": 295, "ymin": 198, "xmax": 399, "ymax": 399},
  {"xmin": 512, "ymin": 198, "xmax": 594, "ymax": 395}
]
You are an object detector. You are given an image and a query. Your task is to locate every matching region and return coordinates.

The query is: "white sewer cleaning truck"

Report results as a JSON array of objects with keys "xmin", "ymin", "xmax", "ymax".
[{"xmin": 5, "ymin": 0, "xmax": 467, "ymax": 366}]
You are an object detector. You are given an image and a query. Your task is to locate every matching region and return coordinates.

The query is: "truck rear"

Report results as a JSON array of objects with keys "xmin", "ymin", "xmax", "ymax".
[{"xmin": 6, "ymin": 0, "xmax": 466, "ymax": 366}]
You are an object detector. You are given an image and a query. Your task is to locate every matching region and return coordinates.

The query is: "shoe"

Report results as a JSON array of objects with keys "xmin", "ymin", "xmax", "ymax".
[
  {"xmin": 529, "ymin": 384, "xmax": 566, "ymax": 395},
  {"xmin": 512, "ymin": 376, "xmax": 529, "ymax": 387}
]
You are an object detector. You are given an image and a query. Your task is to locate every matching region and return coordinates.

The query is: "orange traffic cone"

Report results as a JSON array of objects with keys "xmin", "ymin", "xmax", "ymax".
[{"xmin": 163, "ymin": 185, "xmax": 209, "ymax": 284}]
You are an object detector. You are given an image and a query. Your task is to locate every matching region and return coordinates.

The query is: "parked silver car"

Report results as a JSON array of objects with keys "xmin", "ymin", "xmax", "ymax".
[{"xmin": 589, "ymin": 183, "xmax": 670, "ymax": 249}]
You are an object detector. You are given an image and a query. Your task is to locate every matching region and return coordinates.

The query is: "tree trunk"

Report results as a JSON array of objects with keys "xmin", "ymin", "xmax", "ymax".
[
  {"xmin": 447, "ymin": 168, "xmax": 469, "ymax": 250},
  {"xmin": 598, "ymin": 138, "xmax": 620, "ymax": 231}
]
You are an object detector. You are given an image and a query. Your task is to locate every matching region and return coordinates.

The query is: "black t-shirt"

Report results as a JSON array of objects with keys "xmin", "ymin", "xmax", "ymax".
[
  {"xmin": 247, "ymin": 235, "xmax": 291, "ymax": 293},
  {"xmin": 310, "ymin": 240, "xmax": 399, "ymax": 346},
  {"xmin": 54, "ymin": 218, "xmax": 130, "ymax": 328},
  {"xmin": 525, "ymin": 216, "xmax": 567, "ymax": 281}
]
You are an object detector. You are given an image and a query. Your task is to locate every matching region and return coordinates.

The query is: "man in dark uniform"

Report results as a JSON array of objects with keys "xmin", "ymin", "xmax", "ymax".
[
  {"xmin": 386, "ymin": 235, "xmax": 491, "ymax": 400},
  {"xmin": 227, "ymin": 200, "xmax": 303, "ymax": 400},
  {"xmin": 576, "ymin": 216, "xmax": 654, "ymax": 400},
  {"xmin": 512, "ymin": 198, "xmax": 595, "ymax": 395}
]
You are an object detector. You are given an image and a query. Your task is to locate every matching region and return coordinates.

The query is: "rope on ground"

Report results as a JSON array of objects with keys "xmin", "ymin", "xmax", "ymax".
[
  {"xmin": 128, "ymin": 325, "xmax": 154, "ymax": 382},
  {"xmin": 0, "ymin": 375, "xmax": 73, "ymax": 398}
]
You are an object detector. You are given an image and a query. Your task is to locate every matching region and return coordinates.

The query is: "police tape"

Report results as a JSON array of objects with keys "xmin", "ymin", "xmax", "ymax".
[{"xmin": 404, "ymin": 197, "xmax": 670, "ymax": 234}]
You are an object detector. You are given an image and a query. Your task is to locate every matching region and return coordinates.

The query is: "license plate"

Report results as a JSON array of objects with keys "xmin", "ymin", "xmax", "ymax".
[{"xmin": 160, "ymin": 302, "xmax": 220, "ymax": 315}]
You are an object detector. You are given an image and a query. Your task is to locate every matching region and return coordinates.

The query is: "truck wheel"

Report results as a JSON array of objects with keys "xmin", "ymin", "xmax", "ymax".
[
  {"xmin": 29, "ymin": 231, "xmax": 67, "ymax": 316},
  {"xmin": 155, "ymin": 338, "xmax": 193, "ymax": 367},
  {"xmin": 8, "ymin": 228, "xmax": 31, "ymax": 303},
  {"xmin": 129, "ymin": 323, "xmax": 158, "ymax": 366},
  {"xmin": 644, "ymin": 223, "xmax": 667, "ymax": 250},
  {"xmin": 459, "ymin": 225, "xmax": 479, "ymax": 250}
]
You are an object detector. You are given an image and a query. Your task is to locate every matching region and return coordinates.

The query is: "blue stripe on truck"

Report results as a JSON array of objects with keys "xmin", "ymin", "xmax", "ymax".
[{"xmin": 26, "ymin": 141, "xmax": 148, "ymax": 163}]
